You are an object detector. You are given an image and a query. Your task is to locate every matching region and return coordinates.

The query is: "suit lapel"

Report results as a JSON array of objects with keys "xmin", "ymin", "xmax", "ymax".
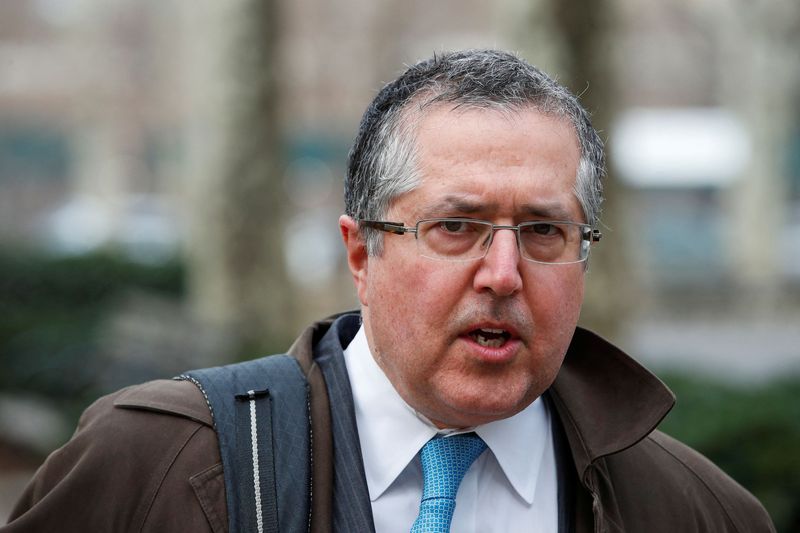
[{"xmin": 314, "ymin": 315, "xmax": 376, "ymax": 533}]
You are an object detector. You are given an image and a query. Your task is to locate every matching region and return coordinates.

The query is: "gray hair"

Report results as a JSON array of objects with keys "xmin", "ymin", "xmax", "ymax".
[{"xmin": 345, "ymin": 49, "xmax": 605, "ymax": 255}]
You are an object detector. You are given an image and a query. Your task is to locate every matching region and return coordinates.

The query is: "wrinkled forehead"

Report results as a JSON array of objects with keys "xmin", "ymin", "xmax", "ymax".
[
  {"xmin": 389, "ymin": 104, "xmax": 583, "ymax": 221},
  {"xmin": 400, "ymin": 99, "xmax": 581, "ymax": 167}
]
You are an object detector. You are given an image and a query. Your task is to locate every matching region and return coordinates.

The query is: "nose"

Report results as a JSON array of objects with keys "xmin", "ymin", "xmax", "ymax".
[{"xmin": 472, "ymin": 228, "xmax": 523, "ymax": 296}]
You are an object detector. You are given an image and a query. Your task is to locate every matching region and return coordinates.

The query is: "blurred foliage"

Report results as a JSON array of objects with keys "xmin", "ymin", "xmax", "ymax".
[
  {"xmin": 0, "ymin": 247, "xmax": 184, "ymax": 421},
  {"xmin": 660, "ymin": 373, "xmax": 800, "ymax": 532}
]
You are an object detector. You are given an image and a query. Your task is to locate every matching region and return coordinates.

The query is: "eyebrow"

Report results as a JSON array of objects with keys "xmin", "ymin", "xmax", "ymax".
[
  {"xmin": 519, "ymin": 203, "xmax": 574, "ymax": 221},
  {"xmin": 419, "ymin": 195, "xmax": 576, "ymax": 221},
  {"xmin": 420, "ymin": 195, "xmax": 484, "ymax": 216}
]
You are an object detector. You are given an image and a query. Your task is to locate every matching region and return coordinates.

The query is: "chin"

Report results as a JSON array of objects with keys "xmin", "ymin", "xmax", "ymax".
[{"xmin": 440, "ymin": 390, "xmax": 533, "ymax": 427}]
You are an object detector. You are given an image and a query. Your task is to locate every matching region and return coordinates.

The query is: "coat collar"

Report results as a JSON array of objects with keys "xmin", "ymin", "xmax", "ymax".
[
  {"xmin": 548, "ymin": 327, "xmax": 675, "ymax": 479},
  {"xmin": 290, "ymin": 312, "xmax": 377, "ymax": 533}
]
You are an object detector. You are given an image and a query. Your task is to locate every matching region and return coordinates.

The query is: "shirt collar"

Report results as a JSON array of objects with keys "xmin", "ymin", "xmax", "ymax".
[
  {"xmin": 342, "ymin": 324, "xmax": 549, "ymax": 505},
  {"xmin": 475, "ymin": 395, "xmax": 550, "ymax": 505}
]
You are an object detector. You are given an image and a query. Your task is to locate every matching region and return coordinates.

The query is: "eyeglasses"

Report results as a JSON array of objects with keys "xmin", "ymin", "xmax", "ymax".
[{"xmin": 360, "ymin": 218, "xmax": 602, "ymax": 264}]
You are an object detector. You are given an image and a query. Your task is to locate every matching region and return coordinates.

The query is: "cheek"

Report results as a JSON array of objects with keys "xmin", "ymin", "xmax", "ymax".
[
  {"xmin": 371, "ymin": 255, "xmax": 465, "ymax": 312},
  {"xmin": 366, "ymin": 256, "xmax": 430, "ymax": 344},
  {"xmin": 526, "ymin": 267, "xmax": 585, "ymax": 328},
  {"xmin": 365, "ymin": 258, "xmax": 466, "ymax": 368}
]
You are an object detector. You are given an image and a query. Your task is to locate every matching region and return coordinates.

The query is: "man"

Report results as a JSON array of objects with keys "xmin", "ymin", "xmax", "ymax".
[{"xmin": 4, "ymin": 50, "xmax": 774, "ymax": 532}]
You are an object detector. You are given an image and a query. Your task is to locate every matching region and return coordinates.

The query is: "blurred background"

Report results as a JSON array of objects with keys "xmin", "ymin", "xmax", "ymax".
[{"xmin": 1, "ymin": 0, "xmax": 799, "ymax": 529}]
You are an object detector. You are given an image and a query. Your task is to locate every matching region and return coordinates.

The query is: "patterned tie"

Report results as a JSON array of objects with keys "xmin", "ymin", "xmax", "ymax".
[{"xmin": 410, "ymin": 433, "xmax": 487, "ymax": 533}]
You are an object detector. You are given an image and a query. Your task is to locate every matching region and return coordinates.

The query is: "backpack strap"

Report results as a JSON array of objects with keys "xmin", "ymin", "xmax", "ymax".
[{"xmin": 179, "ymin": 351, "xmax": 331, "ymax": 533}]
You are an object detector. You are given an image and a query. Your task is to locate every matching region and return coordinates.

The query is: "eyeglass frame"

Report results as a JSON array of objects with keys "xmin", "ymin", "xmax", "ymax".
[{"xmin": 359, "ymin": 217, "xmax": 602, "ymax": 265}]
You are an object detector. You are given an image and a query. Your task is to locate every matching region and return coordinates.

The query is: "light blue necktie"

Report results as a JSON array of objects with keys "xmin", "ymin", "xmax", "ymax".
[{"xmin": 410, "ymin": 433, "xmax": 487, "ymax": 533}]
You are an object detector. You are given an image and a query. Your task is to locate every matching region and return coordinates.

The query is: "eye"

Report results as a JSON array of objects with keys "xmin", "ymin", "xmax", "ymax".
[
  {"xmin": 526, "ymin": 222, "xmax": 558, "ymax": 236},
  {"xmin": 438, "ymin": 220, "xmax": 470, "ymax": 233}
]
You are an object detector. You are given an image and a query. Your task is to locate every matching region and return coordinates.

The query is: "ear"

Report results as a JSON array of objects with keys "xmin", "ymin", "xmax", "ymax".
[{"xmin": 339, "ymin": 215, "xmax": 369, "ymax": 306}]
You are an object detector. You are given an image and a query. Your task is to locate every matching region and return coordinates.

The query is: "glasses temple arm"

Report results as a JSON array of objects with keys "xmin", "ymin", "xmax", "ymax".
[{"xmin": 359, "ymin": 220, "xmax": 414, "ymax": 235}]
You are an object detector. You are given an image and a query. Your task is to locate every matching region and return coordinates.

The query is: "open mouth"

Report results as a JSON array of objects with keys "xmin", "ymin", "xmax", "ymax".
[{"xmin": 468, "ymin": 328, "xmax": 512, "ymax": 348}]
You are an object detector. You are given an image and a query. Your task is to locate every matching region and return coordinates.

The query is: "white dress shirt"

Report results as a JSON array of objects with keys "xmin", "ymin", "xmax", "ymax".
[{"xmin": 342, "ymin": 325, "xmax": 558, "ymax": 532}]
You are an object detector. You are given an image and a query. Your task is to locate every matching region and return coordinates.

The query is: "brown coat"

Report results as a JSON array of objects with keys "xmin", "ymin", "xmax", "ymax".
[{"xmin": 3, "ymin": 317, "xmax": 776, "ymax": 532}]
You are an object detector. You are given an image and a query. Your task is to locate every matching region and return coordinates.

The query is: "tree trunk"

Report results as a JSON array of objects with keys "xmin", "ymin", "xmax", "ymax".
[
  {"xmin": 549, "ymin": 0, "xmax": 633, "ymax": 338},
  {"xmin": 219, "ymin": 0, "xmax": 294, "ymax": 351}
]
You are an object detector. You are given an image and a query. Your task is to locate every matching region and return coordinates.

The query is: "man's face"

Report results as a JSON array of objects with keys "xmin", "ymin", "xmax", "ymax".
[{"xmin": 341, "ymin": 105, "xmax": 586, "ymax": 428}]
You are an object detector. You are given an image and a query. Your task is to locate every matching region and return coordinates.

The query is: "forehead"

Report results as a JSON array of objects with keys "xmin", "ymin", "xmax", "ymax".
[{"xmin": 394, "ymin": 105, "xmax": 582, "ymax": 220}]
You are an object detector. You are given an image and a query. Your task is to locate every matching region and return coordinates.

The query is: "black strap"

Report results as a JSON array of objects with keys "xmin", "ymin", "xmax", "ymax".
[
  {"xmin": 180, "ymin": 355, "xmax": 311, "ymax": 533},
  {"xmin": 233, "ymin": 389, "xmax": 278, "ymax": 532}
]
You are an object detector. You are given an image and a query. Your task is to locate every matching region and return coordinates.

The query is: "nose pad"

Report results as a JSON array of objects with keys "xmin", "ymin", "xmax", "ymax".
[{"xmin": 581, "ymin": 239, "xmax": 590, "ymax": 259}]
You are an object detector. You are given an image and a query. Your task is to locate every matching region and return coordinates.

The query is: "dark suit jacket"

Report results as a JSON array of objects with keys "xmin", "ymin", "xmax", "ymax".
[{"xmin": 4, "ymin": 313, "xmax": 775, "ymax": 532}]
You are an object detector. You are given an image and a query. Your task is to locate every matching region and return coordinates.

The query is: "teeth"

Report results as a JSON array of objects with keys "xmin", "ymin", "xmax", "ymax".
[
  {"xmin": 472, "ymin": 328, "xmax": 509, "ymax": 348},
  {"xmin": 476, "ymin": 334, "xmax": 504, "ymax": 347}
]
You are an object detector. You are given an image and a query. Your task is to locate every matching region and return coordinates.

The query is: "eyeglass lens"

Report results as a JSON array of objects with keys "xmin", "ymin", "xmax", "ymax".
[{"xmin": 415, "ymin": 219, "xmax": 588, "ymax": 263}]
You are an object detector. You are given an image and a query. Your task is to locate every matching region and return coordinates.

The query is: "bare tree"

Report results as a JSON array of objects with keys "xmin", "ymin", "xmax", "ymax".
[
  {"xmin": 218, "ymin": 0, "xmax": 294, "ymax": 351},
  {"xmin": 548, "ymin": 0, "xmax": 632, "ymax": 337}
]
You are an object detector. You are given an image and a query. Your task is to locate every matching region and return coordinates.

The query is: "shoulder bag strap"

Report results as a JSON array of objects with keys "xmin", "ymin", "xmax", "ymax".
[{"xmin": 180, "ymin": 353, "xmax": 323, "ymax": 533}]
